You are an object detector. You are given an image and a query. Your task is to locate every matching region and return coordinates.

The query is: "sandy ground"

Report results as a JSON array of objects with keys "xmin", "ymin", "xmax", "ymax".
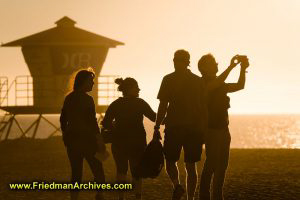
[{"xmin": 0, "ymin": 137, "xmax": 299, "ymax": 200}]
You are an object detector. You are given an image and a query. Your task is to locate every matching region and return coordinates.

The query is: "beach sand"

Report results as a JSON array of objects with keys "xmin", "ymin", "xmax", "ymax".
[{"xmin": 0, "ymin": 137, "xmax": 299, "ymax": 200}]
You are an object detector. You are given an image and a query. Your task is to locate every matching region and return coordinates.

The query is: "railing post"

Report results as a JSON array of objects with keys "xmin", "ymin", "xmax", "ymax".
[
  {"xmin": 27, "ymin": 76, "xmax": 29, "ymax": 105},
  {"xmin": 15, "ymin": 78, "xmax": 17, "ymax": 106},
  {"xmin": 0, "ymin": 77, "xmax": 9, "ymax": 106},
  {"xmin": 0, "ymin": 79, "xmax": 2, "ymax": 105},
  {"xmin": 6, "ymin": 79, "xmax": 8, "ymax": 106}
]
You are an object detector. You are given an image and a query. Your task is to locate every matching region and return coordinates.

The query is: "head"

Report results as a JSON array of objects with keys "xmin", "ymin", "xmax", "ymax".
[
  {"xmin": 198, "ymin": 54, "xmax": 218, "ymax": 79},
  {"xmin": 115, "ymin": 77, "xmax": 140, "ymax": 97},
  {"xmin": 173, "ymin": 49, "xmax": 190, "ymax": 71},
  {"xmin": 73, "ymin": 69, "xmax": 95, "ymax": 92}
]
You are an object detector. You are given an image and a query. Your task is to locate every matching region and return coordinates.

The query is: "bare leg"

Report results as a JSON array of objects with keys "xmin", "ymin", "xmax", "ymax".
[
  {"xmin": 129, "ymin": 157, "xmax": 143, "ymax": 199},
  {"xmin": 212, "ymin": 169, "xmax": 226, "ymax": 200},
  {"xmin": 199, "ymin": 158, "xmax": 214, "ymax": 200},
  {"xmin": 185, "ymin": 162, "xmax": 197, "ymax": 200},
  {"xmin": 166, "ymin": 161, "xmax": 180, "ymax": 187},
  {"xmin": 166, "ymin": 160, "xmax": 185, "ymax": 200}
]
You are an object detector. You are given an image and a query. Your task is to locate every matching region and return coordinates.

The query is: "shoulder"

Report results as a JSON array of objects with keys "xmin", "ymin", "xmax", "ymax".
[
  {"xmin": 86, "ymin": 94, "xmax": 94, "ymax": 102},
  {"xmin": 162, "ymin": 72, "xmax": 176, "ymax": 80},
  {"xmin": 78, "ymin": 93, "xmax": 95, "ymax": 106},
  {"xmin": 64, "ymin": 93, "xmax": 72, "ymax": 100},
  {"xmin": 64, "ymin": 91, "xmax": 75, "ymax": 102},
  {"xmin": 135, "ymin": 98, "xmax": 152, "ymax": 111},
  {"xmin": 160, "ymin": 72, "xmax": 177, "ymax": 85},
  {"xmin": 192, "ymin": 72, "xmax": 201, "ymax": 79},
  {"xmin": 188, "ymin": 72, "xmax": 204, "ymax": 85},
  {"xmin": 192, "ymin": 73, "xmax": 201, "ymax": 80},
  {"xmin": 108, "ymin": 97, "xmax": 122, "ymax": 107},
  {"xmin": 136, "ymin": 98, "xmax": 148, "ymax": 105}
]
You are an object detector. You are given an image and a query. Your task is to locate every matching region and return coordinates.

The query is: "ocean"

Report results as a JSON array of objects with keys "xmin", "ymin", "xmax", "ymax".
[{"xmin": 1, "ymin": 115, "xmax": 299, "ymax": 149}]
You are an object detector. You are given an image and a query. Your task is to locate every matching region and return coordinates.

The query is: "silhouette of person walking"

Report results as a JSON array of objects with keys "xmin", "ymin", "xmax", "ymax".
[
  {"xmin": 60, "ymin": 69, "xmax": 106, "ymax": 200},
  {"xmin": 154, "ymin": 49, "xmax": 207, "ymax": 200},
  {"xmin": 101, "ymin": 78, "xmax": 156, "ymax": 200},
  {"xmin": 198, "ymin": 54, "xmax": 249, "ymax": 200}
]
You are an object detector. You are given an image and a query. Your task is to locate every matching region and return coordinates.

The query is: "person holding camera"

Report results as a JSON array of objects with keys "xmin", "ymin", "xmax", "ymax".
[
  {"xmin": 197, "ymin": 54, "xmax": 249, "ymax": 200},
  {"xmin": 101, "ymin": 77, "xmax": 156, "ymax": 200}
]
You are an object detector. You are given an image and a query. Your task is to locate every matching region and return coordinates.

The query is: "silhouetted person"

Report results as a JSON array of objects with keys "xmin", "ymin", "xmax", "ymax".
[
  {"xmin": 60, "ymin": 69, "xmax": 106, "ymax": 200},
  {"xmin": 154, "ymin": 49, "xmax": 207, "ymax": 200},
  {"xmin": 101, "ymin": 78, "xmax": 156, "ymax": 200},
  {"xmin": 198, "ymin": 54, "xmax": 249, "ymax": 200}
]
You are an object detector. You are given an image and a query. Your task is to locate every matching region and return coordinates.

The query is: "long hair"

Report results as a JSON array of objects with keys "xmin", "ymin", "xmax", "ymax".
[{"xmin": 73, "ymin": 68, "xmax": 95, "ymax": 91}]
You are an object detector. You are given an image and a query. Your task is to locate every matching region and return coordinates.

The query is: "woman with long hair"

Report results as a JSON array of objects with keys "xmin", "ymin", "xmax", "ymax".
[
  {"xmin": 60, "ymin": 69, "xmax": 106, "ymax": 200},
  {"xmin": 101, "ymin": 77, "xmax": 156, "ymax": 200}
]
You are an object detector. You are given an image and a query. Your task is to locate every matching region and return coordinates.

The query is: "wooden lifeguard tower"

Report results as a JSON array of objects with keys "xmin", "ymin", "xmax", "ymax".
[{"xmin": 0, "ymin": 16, "xmax": 124, "ymax": 140}]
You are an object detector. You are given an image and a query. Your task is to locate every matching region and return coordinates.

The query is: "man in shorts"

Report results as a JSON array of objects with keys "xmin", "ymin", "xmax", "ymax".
[{"xmin": 153, "ymin": 49, "xmax": 207, "ymax": 200}]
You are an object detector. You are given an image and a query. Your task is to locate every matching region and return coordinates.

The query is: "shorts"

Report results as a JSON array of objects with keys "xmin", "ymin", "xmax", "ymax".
[
  {"xmin": 163, "ymin": 126, "xmax": 204, "ymax": 163},
  {"xmin": 111, "ymin": 139, "xmax": 146, "ymax": 178}
]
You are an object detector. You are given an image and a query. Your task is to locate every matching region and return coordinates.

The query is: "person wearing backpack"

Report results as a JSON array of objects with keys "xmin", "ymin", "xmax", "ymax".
[
  {"xmin": 197, "ymin": 54, "xmax": 249, "ymax": 200},
  {"xmin": 101, "ymin": 77, "xmax": 156, "ymax": 200}
]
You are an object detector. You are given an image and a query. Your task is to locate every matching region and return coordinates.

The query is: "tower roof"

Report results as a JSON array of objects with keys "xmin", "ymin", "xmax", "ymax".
[{"xmin": 1, "ymin": 16, "xmax": 124, "ymax": 47}]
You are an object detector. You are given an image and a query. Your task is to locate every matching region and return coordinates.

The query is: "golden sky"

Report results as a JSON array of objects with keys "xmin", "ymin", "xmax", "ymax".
[{"xmin": 1, "ymin": 0, "xmax": 300, "ymax": 114}]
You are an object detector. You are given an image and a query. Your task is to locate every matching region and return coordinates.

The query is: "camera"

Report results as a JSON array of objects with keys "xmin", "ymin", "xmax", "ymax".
[{"xmin": 234, "ymin": 55, "xmax": 248, "ymax": 64}]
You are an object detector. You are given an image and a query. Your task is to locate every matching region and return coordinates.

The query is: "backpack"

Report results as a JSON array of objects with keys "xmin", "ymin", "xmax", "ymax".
[{"xmin": 136, "ymin": 139, "xmax": 164, "ymax": 178}]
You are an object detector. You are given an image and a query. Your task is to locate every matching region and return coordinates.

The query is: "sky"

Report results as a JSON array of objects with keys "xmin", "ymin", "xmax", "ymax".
[{"xmin": 0, "ymin": 0, "xmax": 300, "ymax": 114}]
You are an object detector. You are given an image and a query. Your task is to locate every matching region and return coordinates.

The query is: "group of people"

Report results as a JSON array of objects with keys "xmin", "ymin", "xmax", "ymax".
[{"xmin": 60, "ymin": 49, "xmax": 249, "ymax": 200}]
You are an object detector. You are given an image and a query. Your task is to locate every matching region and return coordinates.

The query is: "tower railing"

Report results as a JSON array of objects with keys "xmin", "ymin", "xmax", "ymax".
[
  {"xmin": 0, "ymin": 75, "xmax": 120, "ymax": 107},
  {"xmin": 98, "ymin": 75, "xmax": 120, "ymax": 105},
  {"xmin": 0, "ymin": 77, "xmax": 9, "ymax": 106},
  {"xmin": 15, "ymin": 76, "xmax": 33, "ymax": 106}
]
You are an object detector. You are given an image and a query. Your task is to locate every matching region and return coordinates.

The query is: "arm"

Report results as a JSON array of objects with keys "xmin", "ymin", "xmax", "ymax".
[
  {"xmin": 60, "ymin": 100, "xmax": 67, "ymax": 133},
  {"xmin": 101, "ymin": 104, "xmax": 115, "ymax": 130},
  {"xmin": 155, "ymin": 100, "xmax": 168, "ymax": 127},
  {"xmin": 60, "ymin": 98, "xmax": 68, "ymax": 146},
  {"xmin": 206, "ymin": 55, "xmax": 239, "ymax": 91},
  {"xmin": 153, "ymin": 100, "xmax": 168, "ymax": 140},
  {"xmin": 153, "ymin": 77, "xmax": 169, "ymax": 140},
  {"xmin": 142, "ymin": 100, "xmax": 156, "ymax": 122},
  {"xmin": 89, "ymin": 97, "xmax": 106, "ymax": 152},
  {"xmin": 89, "ymin": 97, "xmax": 101, "ymax": 135},
  {"xmin": 227, "ymin": 57, "xmax": 249, "ymax": 93}
]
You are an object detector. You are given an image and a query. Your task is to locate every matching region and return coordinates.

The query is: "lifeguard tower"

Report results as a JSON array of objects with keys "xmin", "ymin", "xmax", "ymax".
[{"xmin": 0, "ymin": 16, "xmax": 124, "ymax": 140}]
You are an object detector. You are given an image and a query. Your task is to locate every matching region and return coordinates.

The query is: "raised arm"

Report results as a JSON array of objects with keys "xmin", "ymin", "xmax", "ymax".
[
  {"xmin": 227, "ymin": 57, "xmax": 249, "ymax": 93},
  {"xmin": 206, "ymin": 55, "xmax": 239, "ymax": 91}
]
